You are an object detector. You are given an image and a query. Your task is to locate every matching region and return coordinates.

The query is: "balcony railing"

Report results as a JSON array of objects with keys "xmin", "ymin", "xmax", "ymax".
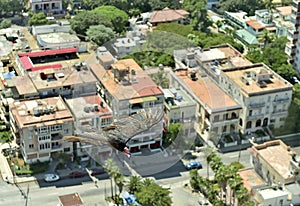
[
  {"xmin": 249, "ymin": 102, "xmax": 265, "ymax": 108},
  {"xmin": 273, "ymin": 98, "xmax": 290, "ymax": 104},
  {"xmin": 247, "ymin": 114, "xmax": 264, "ymax": 120}
]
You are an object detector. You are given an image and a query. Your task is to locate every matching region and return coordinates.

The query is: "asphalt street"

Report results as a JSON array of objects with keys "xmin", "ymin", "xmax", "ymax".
[{"xmin": 1, "ymin": 145, "xmax": 300, "ymax": 206}]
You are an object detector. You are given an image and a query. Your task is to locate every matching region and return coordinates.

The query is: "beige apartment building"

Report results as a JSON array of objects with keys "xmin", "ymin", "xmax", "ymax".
[
  {"xmin": 11, "ymin": 65, "xmax": 97, "ymax": 100},
  {"xmin": 89, "ymin": 59, "xmax": 165, "ymax": 154},
  {"xmin": 9, "ymin": 96, "xmax": 74, "ymax": 164},
  {"xmin": 192, "ymin": 44, "xmax": 293, "ymax": 135},
  {"xmin": 220, "ymin": 63, "xmax": 293, "ymax": 134},
  {"xmin": 168, "ymin": 69, "xmax": 242, "ymax": 144}
]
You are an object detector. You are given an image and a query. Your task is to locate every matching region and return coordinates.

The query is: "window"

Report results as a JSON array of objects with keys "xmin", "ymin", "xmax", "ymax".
[
  {"xmin": 64, "ymin": 147, "xmax": 70, "ymax": 152},
  {"xmin": 249, "ymin": 110, "xmax": 252, "ymax": 116},
  {"xmin": 29, "ymin": 144, "xmax": 34, "ymax": 149},
  {"xmin": 214, "ymin": 115, "xmax": 219, "ymax": 122}
]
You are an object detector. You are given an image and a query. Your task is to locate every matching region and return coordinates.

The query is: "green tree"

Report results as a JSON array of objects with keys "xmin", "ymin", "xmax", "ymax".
[
  {"xmin": 264, "ymin": 0, "xmax": 275, "ymax": 22},
  {"xmin": 204, "ymin": 146, "xmax": 216, "ymax": 179},
  {"xmin": 0, "ymin": 19, "xmax": 12, "ymax": 29},
  {"xmin": 70, "ymin": 10, "xmax": 112, "ymax": 37},
  {"xmin": 150, "ymin": 70, "xmax": 170, "ymax": 89},
  {"xmin": 28, "ymin": 12, "xmax": 49, "ymax": 26},
  {"xmin": 127, "ymin": 175, "xmax": 142, "ymax": 194},
  {"xmin": 218, "ymin": 0, "xmax": 265, "ymax": 16},
  {"xmin": 104, "ymin": 159, "xmax": 118, "ymax": 200},
  {"xmin": 258, "ymin": 29, "xmax": 275, "ymax": 49},
  {"xmin": 135, "ymin": 178, "xmax": 172, "ymax": 206},
  {"xmin": 93, "ymin": 6, "xmax": 129, "ymax": 33},
  {"xmin": 189, "ymin": 169, "xmax": 200, "ymax": 190},
  {"xmin": 183, "ymin": 0, "xmax": 211, "ymax": 32},
  {"xmin": 0, "ymin": 131, "xmax": 12, "ymax": 146},
  {"xmin": 163, "ymin": 123, "xmax": 181, "ymax": 147},
  {"xmin": 86, "ymin": 25, "xmax": 115, "ymax": 46}
]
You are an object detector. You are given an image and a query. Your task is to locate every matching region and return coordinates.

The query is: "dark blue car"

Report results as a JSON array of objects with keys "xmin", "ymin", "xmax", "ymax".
[{"xmin": 185, "ymin": 161, "xmax": 202, "ymax": 170}]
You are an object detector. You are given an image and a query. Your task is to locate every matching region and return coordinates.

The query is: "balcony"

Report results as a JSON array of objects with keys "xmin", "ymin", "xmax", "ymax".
[
  {"xmin": 249, "ymin": 102, "xmax": 265, "ymax": 108},
  {"xmin": 247, "ymin": 114, "xmax": 264, "ymax": 120},
  {"xmin": 273, "ymin": 98, "xmax": 290, "ymax": 104},
  {"xmin": 272, "ymin": 110, "xmax": 288, "ymax": 115},
  {"xmin": 51, "ymin": 133, "xmax": 63, "ymax": 141},
  {"xmin": 287, "ymin": 31, "xmax": 299, "ymax": 42},
  {"xmin": 51, "ymin": 144, "xmax": 62, "ymax": 151}
]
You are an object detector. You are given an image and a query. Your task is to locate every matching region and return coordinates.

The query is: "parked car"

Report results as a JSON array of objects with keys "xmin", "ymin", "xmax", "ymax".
[
  {"xmin": 198, "ymin": 199, "xmax": 209, "ymax": 205},
  {"xmin": 292, "ymin": 76, "xmax": 299, "ymax": 84},
  {"xmin": 185, "ymin": 161, "xmax": 202, "ymax": 170},
  {"xmin": 44, "ymin": 174, "xmax": 60, "ymax": 182},
  {"xmin": 90, "ymin": 168, "xmax": 105, "ymax": 176},
  {"xmin": 69, "ymin": 171, "xmax": 85, "ymax": 178}
]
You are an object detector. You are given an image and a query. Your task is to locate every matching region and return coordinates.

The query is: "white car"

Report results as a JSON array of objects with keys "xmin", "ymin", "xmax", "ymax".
[{"xmin": 44, "ymin": 174, "xmax": 60, "ymax": 182}]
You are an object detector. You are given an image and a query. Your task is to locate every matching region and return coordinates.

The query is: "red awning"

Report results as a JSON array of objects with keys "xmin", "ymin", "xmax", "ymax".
[
  {"xmin": 20, "ymin": 56, "xmax": 34, "ymax": 70},
  {"xmin": 30, "ymin": 64, "xmax": 63, "ymax": 71},
  {"xmin": 19, "ymin": 47, "xmax": 78, "ymax": 58}
]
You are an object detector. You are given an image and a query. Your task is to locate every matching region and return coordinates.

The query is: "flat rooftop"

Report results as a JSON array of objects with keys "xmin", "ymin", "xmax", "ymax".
[
  {"xmin": 89, "ymin": 59, "xmax": 163, "ymax": 101},
  {"xmin": 12, "ymin": 75, "xmax": 38, "ymax": 95},
  {"xmin": 163, "ymin": 88, "xmax": 196, "ymax": 108},
  {"xmin": 175, "ymin": 70, "xmax": 241, "ymax": 113},
  {"xmin": 258, "ymin": 187, "xmax": 288, "ymax": 199},
  {"xmin": 38, "ymin": 32, "xmax": 80, "ymax": 44},
  {"xmin": 10, "ymin": 96, "xmax": 73, "ymax": 128},
  {"xmin": 238, "ymin": 168, "xmax": 266, "ymax": 192},
  {"xmin": 223, "ymin": 64, "xmax": 292, "ymax": 96},
  {"xmin": 195, "ymin": 44, "xmax": 243, "ymax": 63},
  {"xmin": 27, "ymin": 66, "xmax": 97, "ymax": 90},
  {"xmin": 65, "ymin": 94, "xmax": 112, "ymax": 119},
  {"xmin": 248, "ymin": 140, "xmax": 293, "ymax": 180}
]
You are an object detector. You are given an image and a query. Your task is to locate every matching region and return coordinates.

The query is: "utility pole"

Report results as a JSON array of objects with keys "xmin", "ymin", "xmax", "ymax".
[{"xmin": 25, "ymin": 184, "xmax": 29, "ymax": 206}]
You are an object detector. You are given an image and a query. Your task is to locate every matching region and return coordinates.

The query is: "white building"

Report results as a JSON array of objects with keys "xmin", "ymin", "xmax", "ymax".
[
  {"xmin": 9, "ymin": 96, "xmax": 74, "ymax": 163},
  {"xmin": 28, "ymin": 0, "xmax": 64, "ymax": 16}
]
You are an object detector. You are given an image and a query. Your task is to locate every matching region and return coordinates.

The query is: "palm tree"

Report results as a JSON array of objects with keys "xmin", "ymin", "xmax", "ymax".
[
  {"xmin": 204, "ymin": 146, "xmax": 216, "ymax": 179},
  {"xmin": 114, "ymin": 172, "xmax": 125, "ymax": 195},
  {"xmin": 104, "ymin": 159, "xmax": 118, "ymax": 200},
  {"xmin": 127, "ymin": 176, "xmax": 142, "ymax": 194},
  {"xmin": 214, "ymin": 164, "xmax": 227, "ymax": 201},
  {"xmin": 258, "ymin": 29, "xmax": 275, "ymax": 49},
  {"xmin": 265, "ymin": 0, "xmax": 276, "ymax": 23},
  {"xmin": 228, "ymin": 175, "xmax": 243, "ymax": 206}
]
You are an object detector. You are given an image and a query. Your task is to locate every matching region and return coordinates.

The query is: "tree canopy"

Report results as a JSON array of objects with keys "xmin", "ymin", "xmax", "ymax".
[
  {"xmin": 0, "ymin": 0, "xmax": 23, "ymax": 16},
  {"xmin": 245, "ymin": 36, "xmax": 296, "ymax": 82},
  {"xmin": 93, "ymin": 6, "xmax": 129, "ymax": 33},
  {"xmin": 70, "ymin": 10, "xmax": 112, "ymax": 37},
  {"xmin": 135, "ymin": 178, "xmax": 172, "ymax": 206},
  {"xmin": 29, "ymin": 12, "xmax": 49, "ymax": 26},
  {"xmin": 218, "ymin": 0, "xmax": 265, "ymax": 16},
  {"xmin": 183, "ymin": 0, "xmax": 211, "ymax": 32},
  {"xmin": 86, "ymin": 25, "xmax": 115, "ymax": 46}
]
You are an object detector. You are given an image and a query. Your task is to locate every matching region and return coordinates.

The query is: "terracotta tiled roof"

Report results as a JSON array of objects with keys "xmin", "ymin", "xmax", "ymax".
[
  {"xmin": 149, "ymin": 7, "xmax": 189, "ymax": 24},
  {"xmin": 246, "ymin": 20, "xmax": 265, "ymax": 30},
  {"xmin": 89, "ymin": 59, "xmax": 163, "ymax": 101},
  {"xmin": 276, "ymin": 6, "xmax": 292, "ymax": 16},
  {"xmin": 238, "ymin": 168, "xmax": 266, "ymax": 193},
  {"xmin": 176, "ymin": 71, "xmax": 240, "ymax": 112}
]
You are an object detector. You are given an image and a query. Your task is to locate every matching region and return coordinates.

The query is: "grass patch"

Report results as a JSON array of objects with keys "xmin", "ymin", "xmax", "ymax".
[{"xmin": 13, "ymin": 157, "xmax": 49, "ymax": 175}]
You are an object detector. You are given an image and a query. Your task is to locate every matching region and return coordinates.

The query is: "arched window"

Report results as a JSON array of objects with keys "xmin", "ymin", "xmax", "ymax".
[
  {"xmin": 263, "ymin": 118, "xmax": 268, "ymax": 126},
  {"xmin": 256, "ymin": 119, "xmax": 261, "ymax": 127},
  {"xmin": 246, "ymin": 121, "xmax": 252, "ymax": 129},
  {"xmin": 232, "ymin": 112, "xmax": 237, "ymax": 119},
  {"xmin": 239, "ymin": 118, "xmax": 243, "ymax": 126}
]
